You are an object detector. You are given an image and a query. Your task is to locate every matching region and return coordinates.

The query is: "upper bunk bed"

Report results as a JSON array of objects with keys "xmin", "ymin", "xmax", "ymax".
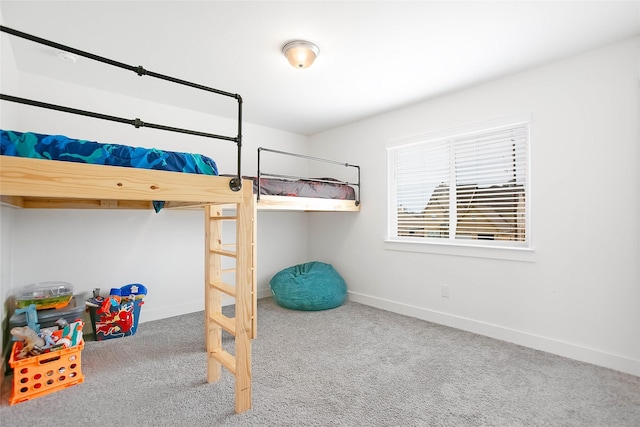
[
  {"xmin": 249, "ymin": 146, "xmax": 360, "ymax": 212},
  {"xmin": 0, "ymin": 24, "xmax": 247, "ymax": 211},
  {"xmin": 0, "ymin": 26, "xmax": 254, "ymax": 414}
]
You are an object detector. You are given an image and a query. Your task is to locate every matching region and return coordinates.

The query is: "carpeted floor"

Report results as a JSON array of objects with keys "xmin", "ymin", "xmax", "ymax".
[{"xmin": 1, "ymin": 297, "xmax": 639, "ymax": 426}]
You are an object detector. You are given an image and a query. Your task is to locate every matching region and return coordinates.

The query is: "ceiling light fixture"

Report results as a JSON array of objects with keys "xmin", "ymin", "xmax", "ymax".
[{"xmin": 282, "ymin": 40, "xmax": 319, "ymax": 69}]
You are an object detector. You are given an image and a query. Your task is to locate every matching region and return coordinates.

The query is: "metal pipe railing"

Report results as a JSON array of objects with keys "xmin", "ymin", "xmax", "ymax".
[{"xmin": 0, "ymin": 25, "xmax": 244, "ymax": 191}]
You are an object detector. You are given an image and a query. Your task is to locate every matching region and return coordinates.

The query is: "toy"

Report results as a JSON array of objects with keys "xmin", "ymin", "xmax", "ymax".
[
  {"xmin": 86, "ymin": 283, "xmax": 147, "ymax": 340},
  {"xmin": 15, "ymin": 281, "xmax": 74, "ymax": 310},
  {"xmin": 10, "ymin": 326, "xmax": 45, "ymax": 358},
  {"xmin": 58, "ymin": 320, "xmax": 84, "ymax": 348},
  {"xmin": 100, "ymin": 288, "xmax": 122, "ymax": 313},
  {"xmin": 13, "ymin": 304, "xmax": 40, "ymax": 334},
  {"xmin": 10, "ymin": 319, "xmax": 85, "ymax": 359},
  {"xmin": 38, "ymin": 329, "xmax": 58, "ymax": 349},
  {"xmin": 55, "ymin": 318, "xmax": 69, "ymax": 328},
  {"xmin": 120, "ymin": 283, "xmax": 148, "ymax": 299}
]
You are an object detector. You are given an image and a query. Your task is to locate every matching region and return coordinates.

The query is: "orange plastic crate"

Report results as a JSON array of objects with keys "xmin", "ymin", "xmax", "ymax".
[{"xmin": 9, "ymin": 341, "xmax": 84, "ymax": 405}]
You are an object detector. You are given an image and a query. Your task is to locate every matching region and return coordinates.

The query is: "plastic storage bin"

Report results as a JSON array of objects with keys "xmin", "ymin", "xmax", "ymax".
[
  {"xmin": 9, "ymin": 340, "xmax": 85, "ymax": 405},
  {"xmin": 10, "ymin": 296, "xmax": 86, "ymax": 330},
  {"xmin": 89, "ymin": 299, "xmax": 144, "ymax": 340},
  {"xmin": 15, "ymin": 281, "xmax": 74, "ymax": 310}
]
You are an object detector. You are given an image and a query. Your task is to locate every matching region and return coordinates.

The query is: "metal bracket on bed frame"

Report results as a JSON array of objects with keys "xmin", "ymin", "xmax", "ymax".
[
  {"xmin": 0, "ymin": 25, "xmax": 244, "ymax": 192},
  {"xmin": 257, "ymin": 147, "xmax": 360, "ymax": 206}
]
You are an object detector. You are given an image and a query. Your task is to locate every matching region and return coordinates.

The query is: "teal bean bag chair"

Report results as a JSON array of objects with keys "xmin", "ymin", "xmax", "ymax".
[{"xmin": 270, "ymin": 262, "xmax": 347, "ymax": 311}]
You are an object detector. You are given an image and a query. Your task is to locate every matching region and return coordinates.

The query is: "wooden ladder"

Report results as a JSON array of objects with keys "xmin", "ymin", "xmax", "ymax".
[{"xmin": 204, "ymin": 184, "xmax": 256, "ymax": 414}]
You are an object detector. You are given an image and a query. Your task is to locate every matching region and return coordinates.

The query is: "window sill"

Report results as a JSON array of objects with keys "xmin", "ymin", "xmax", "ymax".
[{"xmin": 384, "ymin": 239, "xmax": 536, "ymax": 262}]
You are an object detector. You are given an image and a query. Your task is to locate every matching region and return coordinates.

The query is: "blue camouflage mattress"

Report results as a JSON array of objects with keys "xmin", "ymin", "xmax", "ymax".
[
  {"xmin": 1, "ymin": 129, "xmax": 219, "ymax": 211},
  {"xmin": 1, "ymin": 129, "xmax": 218, "ymax": 175}
]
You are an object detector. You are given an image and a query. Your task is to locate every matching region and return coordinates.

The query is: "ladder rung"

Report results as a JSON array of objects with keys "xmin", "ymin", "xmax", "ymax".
[
  {"xmin": 210, "ymin": 349, "xmax": 236, "ymax": 374},
  {"xmin": 211, "ymin": 280, "xmax": 236, "ymax": 297},
  {"xmin": 210, "ymin": 249, "xmax": 236, "ymax": 258},
  {"xmin": 221, "ymin": 268, "xmax": 236, "ymax": 274},
  {"xmin": 208, "ymin": 203, "xmax": 237, "ymax": 210},
  {"xmin": 210, "ymin": 313, "xmax": 236, "ymax": 335},
  {"xmin": 210, "ymin": 215, "xmax": 237, "ymax": 221}
]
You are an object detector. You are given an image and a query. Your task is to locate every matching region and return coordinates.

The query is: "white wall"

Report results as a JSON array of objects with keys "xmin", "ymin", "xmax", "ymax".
[{"xmin": 309, "ymin": 37, "xmax": 640, "ymax": 376}]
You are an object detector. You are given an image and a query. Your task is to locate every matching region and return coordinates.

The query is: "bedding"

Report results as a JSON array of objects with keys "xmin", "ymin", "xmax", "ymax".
[
  {"xmin": 1, "ymin": 130, "xmax": 218, "ymax": 175},
  {"xmin": 255, "ymin": 176, "xmax": 355, "ymax": 200},
  {"xmin": 1, "ymin": 129, "xmax": 219, "ymax": 211},
  {"xmin": 226, "ymin": 175, "xmax": 356, "ymax": 200}
]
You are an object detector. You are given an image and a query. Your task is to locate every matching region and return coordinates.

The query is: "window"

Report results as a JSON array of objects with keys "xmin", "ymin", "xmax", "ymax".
[{"xmin": 388, "ymin": 115, "xmax": 529, "ymax": 249}]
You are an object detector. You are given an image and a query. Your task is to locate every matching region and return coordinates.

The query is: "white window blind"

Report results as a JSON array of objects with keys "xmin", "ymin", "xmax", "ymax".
[{"xmin": 389, "ymin": 119, "xmax": 529, "ymax": 248}]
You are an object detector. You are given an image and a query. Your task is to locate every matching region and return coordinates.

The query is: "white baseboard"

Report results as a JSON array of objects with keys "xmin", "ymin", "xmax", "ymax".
[
  {"xmin": 139, "ymin": 300, "xmax": 204, "ymax": 324},
  {"xmin": 138, "ymin": 288, "xmax": 273, "ymax": 324},
  {"xmin": 347, "ymin": 291, "xmax": 640, "ymax": 377},
  {"xmin": 257, "ymin": 287, "xmax": 272, "ymax": 300}
]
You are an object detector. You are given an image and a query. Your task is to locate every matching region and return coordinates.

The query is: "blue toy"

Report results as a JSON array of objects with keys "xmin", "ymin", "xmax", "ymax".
[
  {"xmin": 120, "ymin": 283, "xmax": 148, "ymax": 299},
  {"xmin": 14, "ymin": 304, "xmax": 39, "ymax": 335}
]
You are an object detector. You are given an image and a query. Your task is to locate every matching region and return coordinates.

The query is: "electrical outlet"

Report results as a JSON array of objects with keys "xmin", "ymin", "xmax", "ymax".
[{"xmin": 441, "ymin": 284, "xmax": 450, "ymax": 298}]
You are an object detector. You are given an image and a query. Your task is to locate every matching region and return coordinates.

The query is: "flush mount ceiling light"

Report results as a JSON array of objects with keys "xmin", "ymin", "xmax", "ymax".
[{"xmin": 282, "ymin": 40, "xmax": 319, "ymax": 69}]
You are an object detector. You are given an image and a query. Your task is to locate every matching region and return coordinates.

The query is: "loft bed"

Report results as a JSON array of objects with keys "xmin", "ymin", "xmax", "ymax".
[
  {"xmin": 1, "ymin": 141, "xmax": 362, "ymax": 213},
  {"xmin": 0, "ymin": 26, "xmax": 255, "ymax": 414},
  {"xmin": 252, "ymin": 147, "xmax": 361, "ymax": 212}
]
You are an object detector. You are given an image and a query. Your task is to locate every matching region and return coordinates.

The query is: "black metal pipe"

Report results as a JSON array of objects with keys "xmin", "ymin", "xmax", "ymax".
[
  {"xmin": 0, "ymin": 94, "xmax": 236, "ymax": 142},
  {"xmin": 228, "ymin": 95, "xmax": 243, "ymax": 191},
  {"xmin": 355, "ymin": 165, "xmax": 361, "ymax": 206},
  {"xmin": 259, "ymin": 146, "xmax": 358, "ymax": 168},
  {"xmin": 257, "ymin": 146, "xmax": 262, "ymax": 201}
]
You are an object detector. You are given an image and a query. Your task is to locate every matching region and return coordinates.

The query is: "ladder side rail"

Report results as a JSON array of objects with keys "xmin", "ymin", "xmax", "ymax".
[
  {"xmin": 205, "ymin": 205, "xmax": 224, "ymax": 383},
  {"xmin": 233, "ymin": 185, "xmax": 254, "ymax": 413}
]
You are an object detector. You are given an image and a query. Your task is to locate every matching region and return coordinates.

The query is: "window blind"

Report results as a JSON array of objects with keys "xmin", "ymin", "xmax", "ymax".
[{"xmin": 390, "ymin": 120, "xmax": 528, "ymax": 247}]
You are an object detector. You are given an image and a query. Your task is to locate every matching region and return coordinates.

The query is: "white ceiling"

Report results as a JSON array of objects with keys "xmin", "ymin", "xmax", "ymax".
[{"xmin": 1, "ymin": 1, "xmax": 639, "ymax": 136}]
